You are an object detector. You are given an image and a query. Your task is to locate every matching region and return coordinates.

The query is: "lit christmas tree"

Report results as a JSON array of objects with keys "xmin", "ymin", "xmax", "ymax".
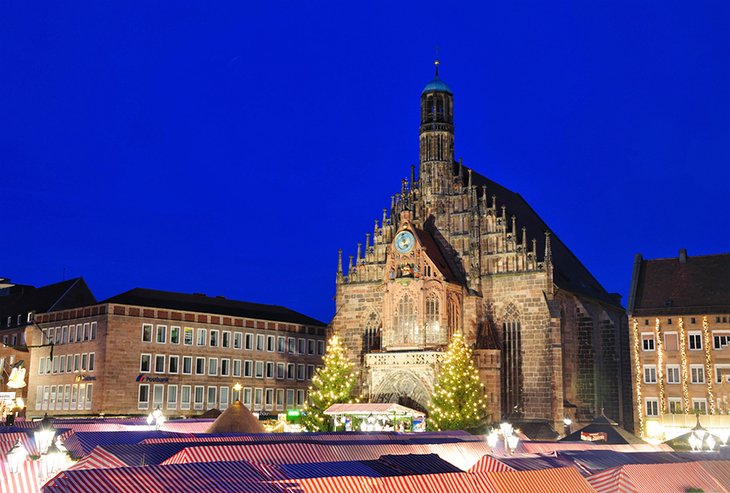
[
  {"xmin": 302, "ymin": 332, "xmax": 359, "ymax": 431},
  {"xmin": 429, "ymin": 332, "xmax": 489, "ymax": 431}
]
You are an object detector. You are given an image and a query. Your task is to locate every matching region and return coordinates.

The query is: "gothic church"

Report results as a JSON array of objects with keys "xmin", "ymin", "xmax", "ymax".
[{"xmin": 331, "ymin": 62, "xmax": 632, "ymax": 433}]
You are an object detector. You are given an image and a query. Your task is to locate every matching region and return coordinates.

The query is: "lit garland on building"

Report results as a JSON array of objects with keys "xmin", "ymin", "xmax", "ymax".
[
  {"xmin": 632, "ymin": 318, "xmax": 644, "ymax": 435},
  {"xmin": 654, "ymin": 318, "xmax": 666, "ymax": 415},
  {"xmin": 429, "ymin": 332, "xmax": 489, "ymax": 431},
  {"xmin": 702, "ymin": 316, "xmax": 716, "ymax": 415},
  {"xmin": 302, "ymin": 333, "xmax": 359, "ymax": 431},
  {"xmin": 678, "ymin": 317, "xmax": 690, "ymax": 413}
]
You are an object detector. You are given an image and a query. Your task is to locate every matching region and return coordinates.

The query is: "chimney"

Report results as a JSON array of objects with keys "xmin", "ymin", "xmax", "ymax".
[{"xmin": 679, "ymin": 248, "xmax": 688, "ymax": 263}]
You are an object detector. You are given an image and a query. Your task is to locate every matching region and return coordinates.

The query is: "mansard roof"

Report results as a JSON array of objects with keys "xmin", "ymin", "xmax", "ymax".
[
  {"xmin": 456, "ymin": 163, "xmax": 623, "ymax": 308},
  {"xmin": 0, "ymin": 277, "xmax": 96, "ymax": 328},
  {"xmin": 628, "ymin": 251, "xmax": 730, "ymax": 316},
  {"xmin": 102, "ymin": 288, "xmax": 326, "ymax": 327}
]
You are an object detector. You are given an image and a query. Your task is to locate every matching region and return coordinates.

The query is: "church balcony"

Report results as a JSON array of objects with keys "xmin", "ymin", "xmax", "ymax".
[{"xmin": 366, "ymin": 351, "xmax": 444, "ymax": 368}]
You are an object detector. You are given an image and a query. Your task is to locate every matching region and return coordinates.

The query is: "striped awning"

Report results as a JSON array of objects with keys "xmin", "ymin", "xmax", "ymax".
[
  {"xmin": 468, "ymin": 454, "xmax": 515, "ymax": 473},
  {"xmin": 275, "ymin": 476, "xmax": 375, "ymax": 493},
  {"xmin": 587, "ymin": 462, "xmax": 729, "ymax": 493},
  {"xmin": 0, "ymin": 460, "xmax": 41, "ymax": 493},
  {"xmin": 44, "ymin": 461, "xmax": 279, "ymax": 493},
  {"xmin": 472, "ymin": 467, "xmax": 597, "ymax": 493}
]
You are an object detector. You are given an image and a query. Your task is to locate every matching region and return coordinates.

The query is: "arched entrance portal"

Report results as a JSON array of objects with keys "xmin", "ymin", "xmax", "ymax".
[{"xmin": 370, "ymin": 370, "xmax": 431, "ymax": 414}]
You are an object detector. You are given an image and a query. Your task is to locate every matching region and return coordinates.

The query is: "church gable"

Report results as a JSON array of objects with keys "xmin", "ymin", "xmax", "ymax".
[{"xmin": 385, "ymin": 218, "xmax": 458, "ymax": 285}]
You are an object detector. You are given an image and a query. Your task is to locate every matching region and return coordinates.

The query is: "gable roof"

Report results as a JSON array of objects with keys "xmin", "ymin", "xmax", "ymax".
[
  {"xmin": 102, "ymin": 288, "xmax": 326, "ymax": 327},
  {"xmin": 628, "ymin": 251, "xmax": 730, "ymax": 316},
  {"xmin": 412, "ymin": 227, "xmax": 459, "ymax": 283},
  {"xmin": 0, "ymin": 278, "xmax": 96, "ymax": 327},
  {"xmin": 457, "ymin": 164, "xmax": 622, "ymax": 308}
]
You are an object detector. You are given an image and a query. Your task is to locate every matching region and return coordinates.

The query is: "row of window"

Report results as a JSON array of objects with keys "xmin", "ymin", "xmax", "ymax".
[
  {"xmin": 642, "ymin": 316, "xmax": 730, "ymax": 326},
  {"xmin": 645, "ymin": 397, "xmax": 708, "ymax": 416},
  {"xmin": 35, "ymin": 383, "xmax": 93, "ymax": 411},
  {"xmin": 141, "ymin": 324, "xmax": 325, "ymax": 356},
  {"xmin": 138, "ymin": 383, "xmax": 307, "ymax": 413},
  {"xmin": 641, "ymin": 331, "xmax": 730, "ymax": 352},
  {"xmin": 139, "ymin": 354, "xmax": 317, "ymax": 380},
  {"xmin": 642, "ymin": 364, "xmax": 730, "ymax": 385},
  {"xmin": 38, "ymin": 353, "xmax": 95, "ymax": 375},
  {"xmin": 1, "ymin": 332, "xmax": 25, "ymax": 347},
  {"xmin": 42, "ymin": 323, "xmax": 97, "ymax": 345},
  {"xmin": 5, "ymin": 312, "xmax": 32, "ymax": 328}
]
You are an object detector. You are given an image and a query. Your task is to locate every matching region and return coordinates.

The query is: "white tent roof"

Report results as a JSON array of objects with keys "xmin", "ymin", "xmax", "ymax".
[{"xmin": 324, "ymin": 403, "xmax": 425, "ymax": 418}]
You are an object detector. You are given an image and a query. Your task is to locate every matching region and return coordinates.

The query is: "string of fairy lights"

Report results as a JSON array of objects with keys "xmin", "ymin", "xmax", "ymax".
[
  {"xmin": 678, "ymin": 317, "xmax": 690, "ymax": 414},
  {"xmin": 702, "ymin": 316, "xmax": 716, "ymax": 415},
  {"xmin": 632, "ymin": 318, "xmax": 644, "ymax": 436},
  {"xmin": 654, "ymin": 318, "xmax": 666, "ymax": 415}
]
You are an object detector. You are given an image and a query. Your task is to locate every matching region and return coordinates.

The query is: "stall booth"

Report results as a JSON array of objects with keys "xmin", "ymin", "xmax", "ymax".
[{"xmin": 324, "ymin": 403, "xmax": 426, "ymax": 432}]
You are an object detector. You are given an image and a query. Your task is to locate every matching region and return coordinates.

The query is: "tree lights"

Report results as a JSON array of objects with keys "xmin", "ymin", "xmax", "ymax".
[
  {"xmin": 428, "ymin": 332, "xmax": 488, "ymax": 431},
  {"xmin": 678, "ymin": 318, "xmax": 690, "ymax": 414},
  {"xmin": 632, "ymin": 319, "xmax": 644, "ymax": 435},
  {"xmin": 654, "ymin": 318, "xmax": 666, "ymax": 415},
  {"xmin": 302, "ymin": 333, "xmax": 359, "ymax": 432},
  {"xmin": 702, "ymin": 316, "xmax": 716, "ymax": 415}
]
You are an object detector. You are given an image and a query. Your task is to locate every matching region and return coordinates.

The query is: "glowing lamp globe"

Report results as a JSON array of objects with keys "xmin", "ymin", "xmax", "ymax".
[{"xmin": 7, "ymin": 439, "xmax": 27, "ymax": 474}]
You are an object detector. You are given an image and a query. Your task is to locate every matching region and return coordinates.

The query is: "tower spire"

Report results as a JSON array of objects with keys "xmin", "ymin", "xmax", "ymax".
[{"xmin": 434, "ymin": 58, "xmax": 440, "ymax": 77}]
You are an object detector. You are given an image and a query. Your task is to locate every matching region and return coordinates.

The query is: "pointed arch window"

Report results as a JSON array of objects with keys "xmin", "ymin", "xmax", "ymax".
[
  {"xmin": 501, "ymin": 303, "xmax": 523, "ymax": 418},
  {"xmin": 393, "ymin": 295, "xmax": 416, "ymax": 345},
  {"xmin": 425, "ymin": 294, "xmax": 441, "ymax": 344},
  {"xmin": 363, "ymin": 312, "xmax": 381, "ymax": 352},
  {"xmin": 447, "ymin": 296, "xmax": 460, "ymax": 340}
]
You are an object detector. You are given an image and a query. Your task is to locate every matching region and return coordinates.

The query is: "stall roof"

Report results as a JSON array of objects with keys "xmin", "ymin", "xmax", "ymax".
[{"xmin": 324, "ymin": 403, "xmax": 425, "ymax": 417}]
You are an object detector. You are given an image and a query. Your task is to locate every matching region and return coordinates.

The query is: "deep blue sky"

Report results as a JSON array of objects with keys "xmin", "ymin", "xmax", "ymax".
[{"xmin": 2, "ymin": 2, "xmax": 729, "ymax": 323}]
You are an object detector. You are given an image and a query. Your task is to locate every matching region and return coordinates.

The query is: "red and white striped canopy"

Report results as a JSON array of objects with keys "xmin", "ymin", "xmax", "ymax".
[
  {"xmin": 588, "ymin": 462, "xmax": 729, "ymax": 493},
  {"xmin": 0, "ymin": 460, "xmax": 41, "ymax": 493},
  {"xmin": 468, "ymin": 454, "xmax": 515, "ymax": 473},
  {"xmin": 472, "ymin": 467, "xmax": 597, "ymax": 493}
]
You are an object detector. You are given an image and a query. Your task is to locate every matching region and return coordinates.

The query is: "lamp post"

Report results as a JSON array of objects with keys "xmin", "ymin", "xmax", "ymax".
[
  {"xmin": 233, "ymin": 383, "xmax": 242, "ymax": 402},
  {"xmin": 563, "ymin": 417, "xmax": 572, "ymax": 436},
  {"xmin": 7, "ymin": 439, "xmax": 27, "ymax": 474},
  {"xmin": 147, "ymin": 406, "xmax": 165, "ymax": 430},
  {"xmin": 487, "ymin": 422, "xmax": 520, "ymax": 456},
  {"xmin": 688, "ymin": 415, "xmax": 717, "ymax": 452},
  {"xmin": 34, "ymin": 421, "xmax": 56, "ymax": 455}
]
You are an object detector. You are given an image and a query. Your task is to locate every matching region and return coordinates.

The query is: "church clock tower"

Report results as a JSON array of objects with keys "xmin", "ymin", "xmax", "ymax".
[{"xmin": 419, "ymin": 59, "xmax": 454, "ymax": 197}]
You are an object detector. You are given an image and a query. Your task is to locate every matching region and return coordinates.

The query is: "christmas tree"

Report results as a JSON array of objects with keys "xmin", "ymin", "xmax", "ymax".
[
  {"xmin": 429, "ymin": 331, "xmax": 489, "ymax": 431},
  {"xmin": 302, "ymin": 332, "xmax": 359, "ymax": 431}
]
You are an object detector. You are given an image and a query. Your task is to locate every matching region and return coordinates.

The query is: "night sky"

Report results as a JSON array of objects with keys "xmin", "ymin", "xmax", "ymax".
[{"xmin": 2, "ymin": 2, "xmax": 729, "ymax": 324}]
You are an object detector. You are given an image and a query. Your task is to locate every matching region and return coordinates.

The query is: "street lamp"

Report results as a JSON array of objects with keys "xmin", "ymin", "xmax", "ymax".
[
  {"xmin": 487, "ymin": 422, "xmax": 520, "ymax": 455},
  {"xmin": 233, "ymin": 383, "xmax": 242, "ymax": 402},
  {"xmin": 689, "ymin": 415, "xmax": 716, "ymax": 452},
  {"xmin": 34, "ymin": 421, "xmax": 56, "ymax": 455},
  {"xmin": 7, "ymin": 439, "xmax": 27, "ymax": 474},
  {"xmin": 147, "ymin": 406, "xmax": 165, "ymax": 430}
]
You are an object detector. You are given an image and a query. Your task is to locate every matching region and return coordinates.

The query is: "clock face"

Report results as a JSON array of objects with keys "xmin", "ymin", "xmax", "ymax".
[{"xmin": 394, "ymin": 231, "xmax": 415, "ymax": 254}]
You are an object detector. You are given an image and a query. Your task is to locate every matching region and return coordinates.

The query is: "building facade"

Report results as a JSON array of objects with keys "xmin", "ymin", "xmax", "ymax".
[
  {"xmin": 332, "ymin": 62, "xmax": 632, "ymax": 434},
  {"xmin": 0, "ymin": 277, "xmax": 95, "ymax": 404},
  {"xmin": 26, "ymin": 288, "xmax": 326, "ymax": 417},
  {"xmin": 628, "ymin": 249, "xmax": 730, "ymax": 439}
]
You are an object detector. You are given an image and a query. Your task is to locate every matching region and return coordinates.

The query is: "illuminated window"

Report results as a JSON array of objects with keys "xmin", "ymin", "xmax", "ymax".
[{"xmin": 425, "ymin": 294, "xmax": 440, "ymax": 344}]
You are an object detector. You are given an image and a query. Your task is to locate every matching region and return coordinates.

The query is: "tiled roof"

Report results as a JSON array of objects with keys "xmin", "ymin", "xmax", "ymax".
[
  {"xmin": 459, "ymin": 164, "xmax": 623, "ymax": 308},
  {"xmin": 102, "ymin": 288, "xmax": 326, "ymax": 327},
  {"xmin": 628, "ymin": 251, "xmax": 730, "ymax": 316}
]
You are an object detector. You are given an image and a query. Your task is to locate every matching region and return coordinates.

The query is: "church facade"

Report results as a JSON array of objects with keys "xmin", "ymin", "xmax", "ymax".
[{"xmin": 331, "ymin": 62, "xmax": 633, "ymax": 433}]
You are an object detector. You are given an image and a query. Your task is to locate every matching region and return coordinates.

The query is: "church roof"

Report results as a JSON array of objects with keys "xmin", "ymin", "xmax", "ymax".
[
  {"xmin": 102, "ymin": 288, "xmax": 326, "ymax": 327},
  {"xmin": 628, "ymin": 251, "xmax": 730, "ymax": 316},
  {"xmin": 457, "ymin": 164, "xmax": 623, "ymax": 308},
  {"xmin": 412, "ymin": 227, "xmax": 458, "ymax": 283},
  {"xmin": 422, "ymin": 77, "xmax": 452, "ymax": 95}
]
